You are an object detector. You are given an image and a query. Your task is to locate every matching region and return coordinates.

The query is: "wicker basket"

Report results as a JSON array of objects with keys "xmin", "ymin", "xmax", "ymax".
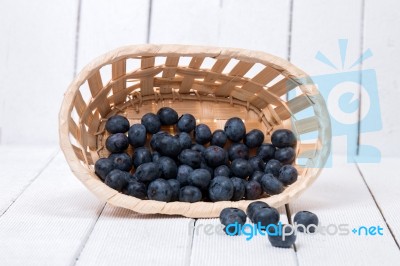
[{"xmin": 59, "ymin": 44, "xmax": 331, "ymax": 218}]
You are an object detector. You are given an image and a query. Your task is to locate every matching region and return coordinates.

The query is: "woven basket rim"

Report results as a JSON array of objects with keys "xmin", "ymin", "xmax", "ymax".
[{"xmin": 59, "ymin": 44, "xmax": 331, "ymax": 218}]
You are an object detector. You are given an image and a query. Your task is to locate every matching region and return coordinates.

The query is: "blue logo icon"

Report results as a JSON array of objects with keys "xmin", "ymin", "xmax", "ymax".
[{"xmin": 290, "ymin": 39, "xmax": 382, "ymax": 165}]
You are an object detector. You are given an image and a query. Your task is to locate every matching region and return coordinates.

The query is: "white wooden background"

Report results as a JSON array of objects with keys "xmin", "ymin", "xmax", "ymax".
[{"xmin": 0, "ymin": 0, "xmax": 400, "ymax": 265}]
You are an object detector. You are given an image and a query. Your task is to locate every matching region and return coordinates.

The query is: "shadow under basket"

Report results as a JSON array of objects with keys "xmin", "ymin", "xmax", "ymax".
[{"xmin": 59, "ymin": 44, "xmax": 331, "ymax": 218}]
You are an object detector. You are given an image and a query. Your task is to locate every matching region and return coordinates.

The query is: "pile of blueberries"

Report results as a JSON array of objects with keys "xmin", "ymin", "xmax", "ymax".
[
  {"xmin": 95, "ymin": 107, "xmax": 299, "ymax": 203},
  {"xmin": 220, "ymin": 202, "xmax": 319, "ymax": 248}
]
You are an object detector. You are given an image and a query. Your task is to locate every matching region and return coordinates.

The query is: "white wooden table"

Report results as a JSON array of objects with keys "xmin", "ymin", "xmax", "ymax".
[
  {"xmin": 1, "ymin": 0, "xmax": 400, "ymax": 265},
  {"xmin": 0, "ymin": 146, "xmax": 399, "ymax": 265}
]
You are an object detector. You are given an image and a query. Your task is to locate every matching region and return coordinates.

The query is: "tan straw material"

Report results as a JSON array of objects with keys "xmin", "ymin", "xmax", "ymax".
[{"xmin": 59, "ymin": 44, "xmax": 331, "ymax": 218}]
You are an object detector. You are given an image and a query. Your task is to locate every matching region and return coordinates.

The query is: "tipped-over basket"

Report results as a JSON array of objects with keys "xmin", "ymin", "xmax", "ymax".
[{"xmin": 59, "ymin": 44, "xmax": 331, "ymax": 218}]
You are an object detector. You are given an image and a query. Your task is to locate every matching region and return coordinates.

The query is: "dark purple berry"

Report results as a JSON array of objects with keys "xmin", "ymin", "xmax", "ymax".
[
  {"xmin": 179, "ymin": 186, "xmax": 202, "ymax": 202},
  {"xmin": 278, "ymin": 165, "xmax": 298, "ymax": 185},
  {"xmin": 157, "ymin": 156, "xmax": 178, "ymax": 179},
  {"xmin": 176, "ymin": 165, "xmax": 193, "ymax": 186},
  {"xmin": 264, "ymin": 159, "xmax": 282, "ymax": 177},
  {"xmin": 105, "ymin": 115, "xmax": 130, "ymax": 134},
  {"xmin": 157, "ymin": 107, "xmax": 178, "ymax": 125},
  {"xmin": 271, "ymin": 129, "xmax": 297, "ymax": 148},
  {"xmin": 244, "ymin": 129, "xmax": 264, "ymax": 148},
  {"xmin": 208, "ymin": 176, "xmax": 234, "ymax": 202},
  {"xmin": 128, "ymin": 124, "xmax": 147, "ymax": 148},
  {"xmin": 257, "ymin": 143, "xmax": 276, "ymax": 161},
  {"xmin": 178, "ymin": 149, "xmax": 202, "ymax": 169},
  {"xmin": 203, "ymin": 146, "xmax": 227, "ymax": 168},
  {"xmin": 224, "ymin": 117, "xmax": 246, "ymax": 142},
  {"xmin": 231, "ymin": 177, "xmax": 246, "ymax": 201},
  {"xmin": 95, "ymin": 158, "xmax": 115, "ymax": 181},
  {"xmin": 141, "ymin": 113, "xmax": 161, "ymax": 134},
  {"xmin": 105, "ymin": 169, "xmax": 129, "ymax": 191},
  {"xmin": 211, "ymin": 129, "xmax": 227, "ymax": 147},
  {"xmin": 231, "ymin": 159, "xmax": 252, "ymax": 179},
  {"xmin": 147, "ymin": 178, "xmax": 173, "ymax": 202},
  {"xmin": 260, "ymin": 173, "xmax": 284, "ymax": 195},
  {"xmin": 214, "ymin": 165, "xmax": 231, "ymax": 177},
  {"xmin": 106, "ymin": 133, "xmax": 129, "ymax": 153},
  {"xmin": 177, "ymin": 113, "xmax": 196, "ymax": 133},
  {"xmin": 275, "ymin": 147, "xmax": 296, "ymax": 165},
  {"xmin": 245, "ymin": 180, "xmax": 263, "ymax": 200},
  {"xmin": 228, "ymin": 143, "xmax": 249, "ymax": 161},
  {"xmin": 108, "ymin": 152, "xmax": 132, "ymax": 172},
  {"xmin": 132, "ymin": 147, "xmax": 152, "ymax": 168},
  {"xmin": 194, "ymin": 124, "xmax": 212, "ymax": 144},
  {"xmin": 135, "ymin": 162, "xmax": 160, "ymax": 182},
  {"xmin": 188, "ymin": 169, "xmax": 211, "ymax": 190}
]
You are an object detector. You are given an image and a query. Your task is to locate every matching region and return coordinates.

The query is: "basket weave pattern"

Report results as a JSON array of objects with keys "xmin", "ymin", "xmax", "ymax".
[{"xmin": 59, "ymin": 45, "xmax": 331, "ymax": 218}]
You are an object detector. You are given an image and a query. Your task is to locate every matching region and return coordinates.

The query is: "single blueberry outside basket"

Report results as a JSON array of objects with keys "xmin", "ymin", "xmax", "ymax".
[{"xmin": 59, "ymin": 44, "xmax": 331, "ymax": 218}]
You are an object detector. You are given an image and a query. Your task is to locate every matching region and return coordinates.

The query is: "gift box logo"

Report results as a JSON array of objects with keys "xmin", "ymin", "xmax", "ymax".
[{"xmin": 290, "ymin": 39, "xmax": 382, "ymax": 166}]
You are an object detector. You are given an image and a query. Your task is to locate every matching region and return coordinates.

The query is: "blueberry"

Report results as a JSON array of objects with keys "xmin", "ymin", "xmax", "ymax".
[
  {"xmin": 252, "ymin": 206, "xmax": 280, "ymax": 228},
  {"xmin": 208, "ymin": 176, "xmax": 234, "ymax": 202},
  {"xmin": 179, "ymin": 186, "xmax": 202, "ymax": 202},
  {"xmin": 194, "ymin": 124, "xmax": 212, "ymax": 144},
  {"xmin": 257, "ymin": 143, "xmax": 276, "ymax": 161},
  {"xmin": 231, "ymin": 177, "xmax": 246, "ymax": 201},
  {"xmin": 158, "ymin": 134, "xmax": 182, "ymax": 157},
  {"xmin": 264, "ymin": 159, "xmax": 282, "ymax": 177},
  {"xmin": 167, "ymin": 179, "xmax": 181, "ymax": 201},
  {"xmin": 200, "ymin": 160, "xmax": 214, "ymax": 178},
  {"xmin": 176, "ymin": 165, "xmax": 193, "ymax": 186},
  {"xmin": 231, "ymin": 159, "xmax": 252, "ymax": 179},
  {"xmin": 141, "ymin": 113, "xmax": 161, "ymax": 134},
  {"xmin": 246, "ymin": 201, "xmax": 270, "ymax": 223},
  {"xmin": 260, "ymin": 173, "xmax": 284, "ymax": 195},
  {"xmin": 150, "ymin": 131, "xmax": 168, "ymax": 151},
  {"xmin": 127, "ymin": 124, "xmax": 147, "ymax": 148},
  {"xmin": 278, "ymin": 165, "xmax": 298, "ymax": 185},
  {"xmin": 248, "ymin": 156, "xmax": 265, "ymax": 172},
  {"xmin": 177, "ymin": 113, "xmax": 196, "ymax": 133},
  {"xmin": 275, "ymin": 147, "xmax": 296, "ymax": 165},
  {"xmin": 108, "ymin": 152, "xmax": 132, "ymax": 172},
  {"xmin": 157, "ymin": 107, "xmax": 178, "ymax": 125},
  {"xmin": 293, "ymin": 211, "xmax": 319, "ymax": 233},
  {"xmin": 152, "ymin": 151, "xmax": 161, "ymax": 163},
  {"xmin": 228, "ymin": 143, "xmax": 249, "ymax": 161},
  {"xmin": 211, "ymin": 129, "xmax": 227, "ymax": 147},
  {"xmin": 95, "ymin": 158, "xmax": 115, "ymax": 181},
  {"xmin": 157, "ymin": 156, "xmax": 178, "ymax": 179},
  {"xmin": 224, "ymin": 117, "xmax": 246, "ymax": 142},
  {"xmin": 132, "ymin": 147, "xmax": 152, "ymax": 168},
  {"xmin": 214, "ymin": 165, "xmax": 231, "ymax": 177},
  {"xmin": 245, "ymin": 180, "xmax": 263, "ymax": 200},
  {"xmin": 248, "ymin": 171, "xmax": 264, "ymax": 183},
  {"xmin": 188, "ymin": 169, "xmax": 211, "ymax": 190},
  {"xmin": 191, "ymin": 143, "xmax": 206, "ymax": 154},
  {"xmin": 271, "ymin": 129, "xmax": 297, "ymax": 148},
  {"xmin": 177, "ymin": 132, "xmax": 192, "ymax": 150},
  {"xmin": 178, "ymin": 149, "xmax": 202, "ymax": 169},
  {"xmin": 219, "ymin": 208, "xmax": 247, "ymax": 235},
  {"xmin": 244, "ymin": 129, "xmax": 265, "ymax": 148},
  {"xmin": 135, "ymin": 162, "xmax": 160, "ymax": 182},
  {"xmin": 268, "ymin": 225, "xmax": 296, "ymax": 248},
  {"xmin": 220, "ymin": 208, "xmax": 247, "ymax": 225},
  {"xmin": 123, "ymin": 180, "xmax": 147, "ymax": 199},
  {"xmin": 147, "ymin": 178, "xmax": 173, "ymax": 202},
  {"xmin": 203, "ymin": 146, "xmax": 227, "ymax": 168},
  {"xmin": 106, "ymin": 133, "xmax": 129, "ymax": 153},
  {"xmin": 105, "ymin": 169, "xmax": 129, "ymax": 191},
  {"xmin": 105, "ymin": 115, "xmax": 130, "ymax": 134}
]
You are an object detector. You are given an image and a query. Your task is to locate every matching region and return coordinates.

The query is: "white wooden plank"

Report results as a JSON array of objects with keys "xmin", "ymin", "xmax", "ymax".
[
  {"xmin": 288, "ymin": 156, "xmax": 400, "ymax": 266},
  {"xmin": 76, "ymin": 206, "xmax": 194, "ymax": 266},
  {"xmin": 219, "ymin": 0, "xmax": 291, "ymax": 59},
  {"xmin": 0, "ymin": 146, "xmax": 57, "ymax": 215},
  {"xmin": 290, "ymin": 0, "xmax": 363, "ymax": 156},
  {"xmin": 0, "ymin": 152, "xmax": 104, "ymax": 265},
  {"xmin": 189, "ymin": 207, "xmax": 297, "ymax": 266},
  {"xmin": 77, "ymin": 0, "xmax": 150, "ymax": 71},
  {"xmin": 151, "ymin": 0, "xmax": 290, "ymax": 58},
  {"xmin": 150, "ymin": 0, "xmax": 220, "ymax": 45},
  {"xmin": 359, "ymin": 0, "xmax": 400, "ymax": 157},
  {"xmin": 357, "ymin": 158, "xmax": 400, "ymax": 245},
  {"xmin": 0, "ymin": 0, "xmax": 78, "ymax": 145}
]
